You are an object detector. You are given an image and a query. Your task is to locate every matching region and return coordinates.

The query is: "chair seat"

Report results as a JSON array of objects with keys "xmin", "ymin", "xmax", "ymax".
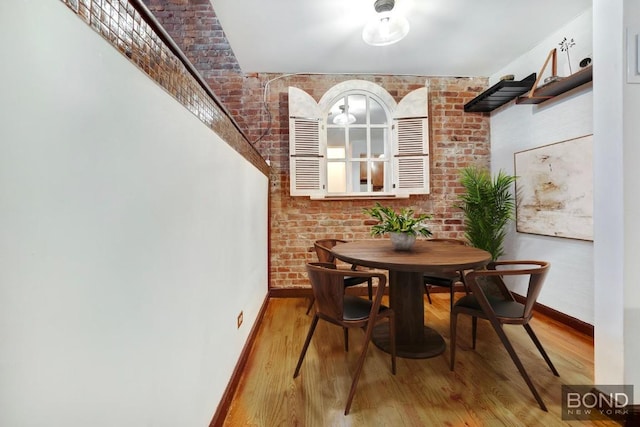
[
  {"xmin": 455, "ymin": 294, "xmax": 526, "ymax": 319},
  {"xmin": 343, "ymin": 295, "xmax": 390, "ymax": 321}
]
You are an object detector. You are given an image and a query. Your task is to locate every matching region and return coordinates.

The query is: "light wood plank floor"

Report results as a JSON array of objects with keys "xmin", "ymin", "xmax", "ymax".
[{"xmin": 223, "ymin": 294, "xmax": 618, "ymax": 427}]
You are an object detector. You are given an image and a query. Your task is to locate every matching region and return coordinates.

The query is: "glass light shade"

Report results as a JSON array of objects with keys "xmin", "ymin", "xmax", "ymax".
[
  {"xmin": 362, "ymin": 11, "xmax": 410, "ymax": 46},
  {"xmin": 333, "ymin": 112, "xmax": 356, "ymax": 125}
]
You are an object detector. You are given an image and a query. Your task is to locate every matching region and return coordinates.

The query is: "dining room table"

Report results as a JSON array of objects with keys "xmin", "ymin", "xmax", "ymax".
[{"xmin": 331, "ymin": 239, "xmax": 491, "ymax": 359}]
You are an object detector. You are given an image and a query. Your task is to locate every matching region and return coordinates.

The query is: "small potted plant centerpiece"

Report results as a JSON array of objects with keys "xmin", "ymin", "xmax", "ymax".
[{"xmin": 363, "ymin": 202, "xmax": 432, "ymax": 251}]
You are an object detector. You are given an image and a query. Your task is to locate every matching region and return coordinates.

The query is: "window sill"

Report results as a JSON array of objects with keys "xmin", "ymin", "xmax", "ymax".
[{"xmin": 310, "ymin": 194, "xmax": 409, "ymax": 201}]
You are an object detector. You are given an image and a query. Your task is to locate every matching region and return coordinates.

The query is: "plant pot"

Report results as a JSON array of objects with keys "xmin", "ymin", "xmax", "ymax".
[{"xmin": 389, "ymin": 232, "xmax": 416, "ymax": 251}]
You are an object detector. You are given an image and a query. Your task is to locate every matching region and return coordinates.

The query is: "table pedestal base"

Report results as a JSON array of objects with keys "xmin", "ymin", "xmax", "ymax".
[{"xmin": 372, "ymin": 322, "xmax": 446, "ymax": 359}]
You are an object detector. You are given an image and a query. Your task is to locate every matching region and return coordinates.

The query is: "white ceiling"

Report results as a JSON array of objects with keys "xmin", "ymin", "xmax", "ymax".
[{"xmin": 210, "ymin": 0, "xmax": 591, "ymax": 77}]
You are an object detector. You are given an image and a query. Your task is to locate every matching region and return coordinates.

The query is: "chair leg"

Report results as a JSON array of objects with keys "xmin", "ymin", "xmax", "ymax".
[
  {"xmin": 471, "ymin": 316, "xmax": 478, "ymax": 349},
  {"xmin": 524, "ymin": 323, "xmax": 560, "ymax": 376},
  {"xmin": 389, "ymin": 313, "xmax": 396, "ymax": 375},
  {"xmin": 344, "ymin": 327, "xmax": 349, "ymax": 352},
  {"xmin": 423, "ymin": 284, "xmax": 433, "ymax": 304},
  {"xmin": 367, "ymin": 278, "xmax": 373, "ymax": 300},
  {"xmin": 449, "ymin": 284, "xmax": 455, "ymax": 311},
  {"xmin": 344, "ymin": 318, "xmax": 378, "ymax": 415},
  {"xmin": 491, "ymin": 321, "xmax": 549, "ymax": 411},
  {"xmin": 294, "ymin": 314, "xmax": 319, "ymax": 378},
  {"xmin": 450, "ymin": 311, "xmax": 458, "ymax": 370},
  {"xmin": 305, "ymin": 296, "xmax": 315, "ymax": 315}
]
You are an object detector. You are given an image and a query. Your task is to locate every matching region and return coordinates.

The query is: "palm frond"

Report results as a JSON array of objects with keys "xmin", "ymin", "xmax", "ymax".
[{"xmin": 458, "ymin": 166, "xmax": 516, "ymax": 260}]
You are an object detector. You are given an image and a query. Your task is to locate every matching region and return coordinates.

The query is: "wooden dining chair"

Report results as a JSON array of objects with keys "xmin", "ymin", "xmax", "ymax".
[
  {"xmin": 450, "ymin": 260, "xmax": 559, "ymax": 411},
  {"xmin": 294, "ymin": 262, "xmax": 396, "ymax": 415},
  {"xmin": 423, "ymin": 238, "xmax": 467, "ymax": 310},
  {"xmin": 305, "ymin": 239, "xmax": 373, "ymax": 314}
]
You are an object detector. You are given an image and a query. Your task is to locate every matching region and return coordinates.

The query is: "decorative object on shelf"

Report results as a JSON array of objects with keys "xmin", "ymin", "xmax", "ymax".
[
  {"xmin": 579, "ymin": 56, "xmax": 592, "ymax": 68},
  {"xmin": 457, "ymin": 166, "xmax": 516, "ymax": 261},
  {"xmin": 363, "ymin": 202, "xmax": 432, "ymax": 250},
  {"xmin": 543, "ymin": 75, "xmax": 562, "ymax": 85},
  {"xmin": 500, "ymin": 74, "xmax": 515, "ymax": 81},
  {"xmin": 362, "ymin": 0, "xmax": 410, "ymax": 46},
  {"xmin": 516, "ymin": 47, "xmax": 592, "ymax": 105},
  {"xmin": 559, "ymin": 37, "xmax": 576, "ymax": 74}
]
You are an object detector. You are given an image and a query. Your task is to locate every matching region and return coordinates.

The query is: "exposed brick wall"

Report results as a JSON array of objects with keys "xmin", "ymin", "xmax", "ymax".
[
  {"xmin": 254, "ymin": 74, "xmax": 491, "ymax": 288},
  {"xmin": 137, "ymin": 1, "xmax": 492, "ymax": 289}
]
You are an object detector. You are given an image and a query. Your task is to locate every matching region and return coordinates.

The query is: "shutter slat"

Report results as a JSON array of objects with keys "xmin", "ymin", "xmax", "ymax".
[
  {"xmin": 397, "ymin": 118, "xmax": 425, "ymax": 155},
  {"xmin": 292, "ymin": 118, "xmax": 320, "ymax": 156},
  {"xmin": 397, "ymin": 158, "xmax": 425, "ymax": 188},
  {"xmin": 293, "ymin": 158, "xmax": 321, "ymax": 189}
]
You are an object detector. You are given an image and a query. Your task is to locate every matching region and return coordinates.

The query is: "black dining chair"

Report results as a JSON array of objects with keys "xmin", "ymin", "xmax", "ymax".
[
  {"xmin": 450, "ymin": 260, "xmax": 559, "ymax": 411},
  {"xmin": 294, "ymin": 262, "xmax": 396, "ymax": 415},
  {"xmin": 305, "ymin": 239, "xmax": 373, "ymax": 314},
  {"xmin": 423, "ymin": 238, "xmax": 467, "ymax": 310}
]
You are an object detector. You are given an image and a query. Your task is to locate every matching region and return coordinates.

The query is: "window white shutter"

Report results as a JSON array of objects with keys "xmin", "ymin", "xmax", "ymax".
[
  {"xmin": 289, "ymin": 87, "xmax": 324, "ymax": 197},
  {"xmin": 393, "ymin": 87, "xmax": 430, "ymax": 195}
]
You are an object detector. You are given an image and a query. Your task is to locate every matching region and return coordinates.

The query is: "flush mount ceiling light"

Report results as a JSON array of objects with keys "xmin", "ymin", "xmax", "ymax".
[
  {"xmin": 362, "ymin": 0, "xmax": 410, "ymax": 46},
  {"xmin": 333, "ymin": 105, "xmax": 356, "ymax": 125}
]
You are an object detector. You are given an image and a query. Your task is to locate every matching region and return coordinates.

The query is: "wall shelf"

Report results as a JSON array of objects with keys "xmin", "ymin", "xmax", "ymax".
[
  {"xmin": 464, "ymin": 73, "xmax": 537, "ymax": 113},
  {"xmin": 516, "ymin": 65, "xmax": 592, "ymax": 105}
]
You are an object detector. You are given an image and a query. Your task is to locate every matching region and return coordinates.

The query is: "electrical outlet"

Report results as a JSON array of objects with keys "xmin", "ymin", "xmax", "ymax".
[{"xmin": 237, "ymin": 311, "xmax": 243, "ymax": 329}]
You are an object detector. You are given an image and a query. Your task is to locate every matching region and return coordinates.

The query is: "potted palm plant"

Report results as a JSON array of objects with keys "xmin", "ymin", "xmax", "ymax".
[
  {"xmin": 363, "ymin": 202, "xmax": 432, "ymax": 251},
  {"xmin": 457, "ymin": 166, "xmax": 516, "ymax": 261}
]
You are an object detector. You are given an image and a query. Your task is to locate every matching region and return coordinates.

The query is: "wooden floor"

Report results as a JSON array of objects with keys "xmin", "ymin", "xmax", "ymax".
[{"xmin": 223, "ymin": 294, "xmax": 618, "ymax": 427}]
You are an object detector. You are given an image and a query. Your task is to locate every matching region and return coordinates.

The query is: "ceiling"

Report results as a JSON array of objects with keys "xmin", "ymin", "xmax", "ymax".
[{"xmin": 210, "ymin": 0, "xmax": 591, "ymax": 77}]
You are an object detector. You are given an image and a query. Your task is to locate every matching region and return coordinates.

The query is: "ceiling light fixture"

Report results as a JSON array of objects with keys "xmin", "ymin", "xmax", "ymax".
[
  {"xmin": 362, "ymin": 0, "xmax": 410, "ymax": 47},
  {"xmin": 333, "ymin": 105, "xmax": 356, "ymax": 125}
]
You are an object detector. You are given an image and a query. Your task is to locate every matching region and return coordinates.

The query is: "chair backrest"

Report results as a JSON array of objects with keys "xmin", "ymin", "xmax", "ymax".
[
  {"xmin": 314, "ymin": 239, "xmax": 347, "ymax": 264},
  {"xmin": 465, "ymin": 260, "xmax": 550, "ymax": 321},
  {"xmin": 306, "ymin": 262, "xmax": 344, "ymax": 319},
  {"xmin": 305, "ymin": 262, "xmax": 387, "ymax": 321}
]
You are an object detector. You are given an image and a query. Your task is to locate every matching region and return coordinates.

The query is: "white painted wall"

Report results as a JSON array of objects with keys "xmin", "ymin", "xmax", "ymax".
[
  {"xmin": 0, "ymin": 1, "xmax": 268, "ymax": 425},
  {"xmin": 593, "ymin": 0, "xmax": 625, "ymax": 390},
  {"xmin": 622, "ymin": 0, "xmax": 640, "ymax": 400},
  {"xmin": 490, "ymin": 9, "xmax": 595, "ymax": 323},
  {"xmin": 592, "ymin": 0, "xmax": 640, "ymax": 402}
]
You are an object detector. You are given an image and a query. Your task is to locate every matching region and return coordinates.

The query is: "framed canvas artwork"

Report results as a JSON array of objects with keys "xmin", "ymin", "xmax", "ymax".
[{"xmin": 514, "ymin": 135, "xmax": 593, "ymax": 241}]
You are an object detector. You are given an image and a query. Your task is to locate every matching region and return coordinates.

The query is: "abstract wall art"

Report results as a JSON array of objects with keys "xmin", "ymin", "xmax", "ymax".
[{"xmin": 514, "ymin": 135, "xmax": 593, "ymax": 240}]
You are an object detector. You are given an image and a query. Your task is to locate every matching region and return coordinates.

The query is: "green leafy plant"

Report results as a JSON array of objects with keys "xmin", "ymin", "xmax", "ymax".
[
  {"xmin": 363, "ymin": 202, "xmax": 433, "ymax": 237},
  {"xmin": 458, "ymin": 166, "xmax": 516, "ymax": 261}
]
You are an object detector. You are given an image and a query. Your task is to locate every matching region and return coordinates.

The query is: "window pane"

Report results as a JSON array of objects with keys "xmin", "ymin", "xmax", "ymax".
[
  {"xmin": 327, "ymin": 128, "xmax": 345, "ymax": 159},
  {"xmin": 351, "ymin": 160, "xmax": 367, "ymax": 192},
  {"xmin": 371, "ymin": 128, "xmax": 386, "ymax": 158},
  {"xmin": 348, "ymin": 94, "xmax": 366, "ymax": 124},
  {"xmin": 327, "ymin": 161, "xmax": 346, "ymax": 193},
  {"xmin": 370, "ymin": 98, "xmax": 387, "ymax": 124},
  {"xmin": 370, "ymin": 160, "xmax": 386, "ymax": 192},
  {"xmin": 349, "ymin": 128, "xmax": 367, "ymax": 158}
]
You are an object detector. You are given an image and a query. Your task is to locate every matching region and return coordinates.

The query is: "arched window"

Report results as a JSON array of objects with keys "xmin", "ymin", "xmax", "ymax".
[
  {"xmin": 289, "ymin": 80, "xmax": 430, "ymax": 199},
  {"xmin": 325, "ymin": 91, "xmax": 391, "ymax": 194}
]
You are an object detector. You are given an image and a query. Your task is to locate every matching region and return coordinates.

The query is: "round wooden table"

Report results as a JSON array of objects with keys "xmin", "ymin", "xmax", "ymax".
[{"xmin": 331, "ymin": 239, "xmax": 491, "ymax": 359}]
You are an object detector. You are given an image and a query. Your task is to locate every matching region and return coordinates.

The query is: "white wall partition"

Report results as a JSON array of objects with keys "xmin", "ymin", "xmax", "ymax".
[
  {"xmin": 0, "ymin": 2, "xmax": 268, "ymax": 426},
  {"xmin": 489, "ymin": 9, "xmax": 594, "ymax": 323}
]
